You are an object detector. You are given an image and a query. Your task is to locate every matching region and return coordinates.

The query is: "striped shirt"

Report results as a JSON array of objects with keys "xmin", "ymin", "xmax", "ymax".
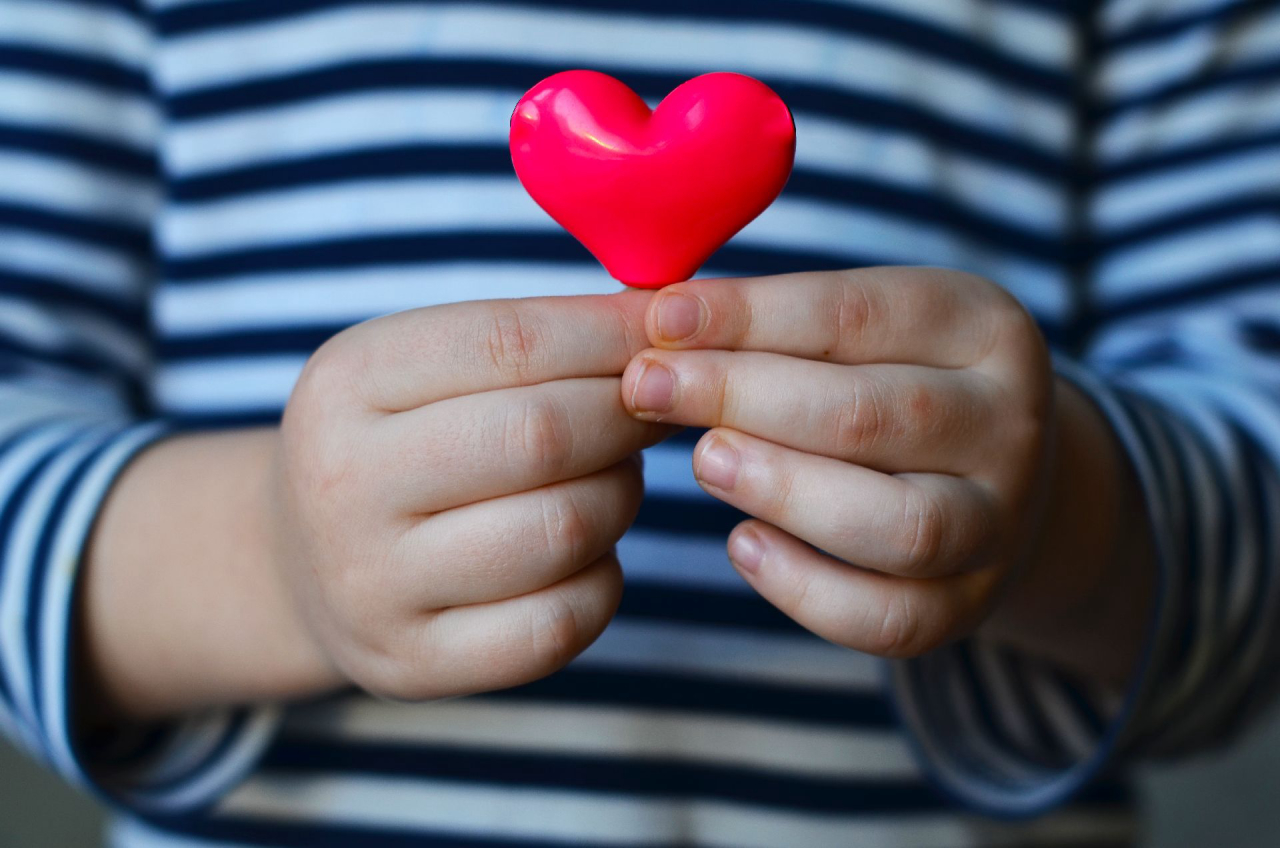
[{"xmin": 2, "ymin": 0, "xmax": 1280, "ymax": 845}]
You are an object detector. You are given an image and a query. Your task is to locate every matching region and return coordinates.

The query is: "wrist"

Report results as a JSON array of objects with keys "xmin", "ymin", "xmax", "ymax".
[
  {"xmin": 980, "ymin": 377, "xmax": 1156, "ymax": 687},
  {"xmin": 79, "ymin": 429, "xmax": 342, "ymax": 724}
]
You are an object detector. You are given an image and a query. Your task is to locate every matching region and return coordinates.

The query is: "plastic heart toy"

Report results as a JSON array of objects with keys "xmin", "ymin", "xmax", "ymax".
[{"xmin": 510, "ymin": 70, "xmax": 796, "ymax": 288}]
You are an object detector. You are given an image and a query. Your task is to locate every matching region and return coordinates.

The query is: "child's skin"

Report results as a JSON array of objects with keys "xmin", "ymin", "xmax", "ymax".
[{"xmin": 79, "ymin": 267, "xmax": 1153, "ymax": 723}]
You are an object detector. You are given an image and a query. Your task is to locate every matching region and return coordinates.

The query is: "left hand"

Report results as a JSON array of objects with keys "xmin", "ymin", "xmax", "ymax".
[{"xmin": 620, "ymin": 267, "xmax": 1060, "ymax": 659}]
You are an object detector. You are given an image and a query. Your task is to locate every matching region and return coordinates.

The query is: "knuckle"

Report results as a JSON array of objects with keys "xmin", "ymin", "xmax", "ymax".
[
  {"xmin": 869, "ymin": 593, "xmax": 931, "ymax": 658},
  {"xmin": 527, "ymin": 593, "xmax": 587, "ymax": 676},
  {"xmin": 360, "ymin": 651, "xmax": 433, "ymax": 702},
  {"xmin": 540, "ymin": 487, "xmax": 593, "ymax": 567},
  {"xmin": 482, "ymin": 304, "xmax": 542, "ymax": 383},
  {"xmin": 291, "ymin": 334, "xmax": 361, "ymax": 413},
  {"xmin": 508, "ymin": 395, "xmax": 572, "ymax": 479},
  {"xmin": 833, "ymin": 378, "xmax": 888, "ymax": 455},
  {"xmin": 898, "ymin": 488, "xmax": 947, "ymax": 576},
  {"xmin": 832, "ymin": 277, "xmax": 874, "ymax": 357}
]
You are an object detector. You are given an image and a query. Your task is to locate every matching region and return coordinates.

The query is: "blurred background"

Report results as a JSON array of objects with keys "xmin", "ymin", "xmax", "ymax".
[{"xmin": 4, "ymin": 712, "xmax": 1280, "ymax": 847}]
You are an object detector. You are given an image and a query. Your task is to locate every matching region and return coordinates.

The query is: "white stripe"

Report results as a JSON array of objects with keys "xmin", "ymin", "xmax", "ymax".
[
  {"xmin": 1, "ymin": 0, "xmax": 151, "ymax": 68},
  {"xmin": 167, "ymin": 92, "xmax": 1063, "ymax": 235},
  {"xmin": 284, "ymin": 695, "xmax": 915, "ymax": 780},
  {"xmin": 167, "ymin": 89, "xmax": 516, "ymax": 174},
  {"xmin": 154, "ymin": 355, "xmax": 306, "ymax": 413},
  {"xmin": 111, "ymin": 818, "xmax": 252, "ymax": 848},
  {"xmin": 155, "ymin": 264, "xmax": 621, "ymax": 334},
  {"xmin": 1096, "ymin": 216, "xmax": 1280, "ymax": 302},
  {"xmin": 0, "ymin": 73, "xmax": 157, "ymax": 151},
  {"xmin": 639, "ymin": 441, "xmax": 700, "ymax": 498},
  {"xmin": 0, "ymin": 378, "xmax": 134, "ymax": 427},
  {"xmin": 157, "ymin": 4, "xmax": 1069, "ymax": 153},
  {"xmin": 0, "ymin": 150, "xmax": 157, "ymax": 226},
  {"xmin": 578, "ymin": 618, "xmax": 882, "ymax": 691},
  {"xmin": 216, "ymin": 773, "xmax": 1134, "ymax": 848},
  {"xmin": 616, "ymin": 530, "xmax": 749, "ymax": 592},
  {"xmin": 0, "ymin": 227, "xmax": 148, "ymax": 300}
]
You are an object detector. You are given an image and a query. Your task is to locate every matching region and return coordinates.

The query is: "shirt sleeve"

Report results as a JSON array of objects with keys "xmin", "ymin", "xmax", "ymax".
[
  {"xmin": 891, "ymin": 4, "xmax": 1280, "ymax": 817},
  {"xmin": 0, "ymin": 0, "xmax": 279, "ymax": 814}
]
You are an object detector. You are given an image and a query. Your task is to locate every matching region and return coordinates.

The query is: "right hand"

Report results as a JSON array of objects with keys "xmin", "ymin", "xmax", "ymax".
[{"xmin": 270, "ymin": 292, "xmax": 670, "ymax": 701}]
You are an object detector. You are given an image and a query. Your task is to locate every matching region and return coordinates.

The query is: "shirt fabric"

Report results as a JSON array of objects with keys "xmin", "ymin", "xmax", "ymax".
[{"xmin": 2, "ymin": 0, "xmax": 1280, "ymax": 846}]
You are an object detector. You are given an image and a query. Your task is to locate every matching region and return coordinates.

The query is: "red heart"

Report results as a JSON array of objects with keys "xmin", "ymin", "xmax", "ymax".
[{"xmin": 509, "ymin": 71, "xmax": 796, "ymax": 288}]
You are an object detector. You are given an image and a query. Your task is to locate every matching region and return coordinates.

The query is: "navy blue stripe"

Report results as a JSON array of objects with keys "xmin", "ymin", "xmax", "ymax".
[
  {"xmin": 142, "ymin": 817, "xmax": 652, "ymax": 848},
  {"xmin": 1103, "ymin": 0, "xmax": 1275, "ymax": 50},
  {"xmin": 634, "ymin": 493, "xmax": 747, "ymax": 538},
  {"xmin": 0, "ymin": 268, "xmax": 147, "ymax": 329},
  {"xmin": 264, "ymin": 739, "xmax": 945, "ymax": 814},
  {"xmin": 0, "ymin": 123, "xmax": 156, "ymax": 179},
  {"xmin": 142, "ymin": 811, "xmax": 1136, "ymax": 848},
  {"xmin": 161, "ymin": 230, "xmax": 862, "ymax": 283},
  {"xmin": 170, "ymin": 144, "xmax": 1064, "ymax": 262},
  {"xmin": 1093, "ymin": 260, "xmax": 1280, "ymax": 324},
  {"xmin": 618, "ymin": 581, "xmax": 801, "ymax": 633},
  {"xmin": 59, "ymin": 0, "xmax": 149, "ymax": 18},
  {"xmin": 489, "ymin": 666, "xmax": 896, "ymax": 728},
  {"xmin": 157, "ymin": 325, "xmax": 339, "ymax": 361},
  {"xmin": 0, "ymin": 335, "xmax": 143, "ymax": 383},
  {"xmin": 0, "ymin": 201, "xmax": 151, "ymax": 255},
  {"xmin": 24, "ymin": 431, "xmax": 116, "ymax": 723},
  {"xmin": 1242, "ymin": 318, "xmax": 1280, "ymax": 352},
  {"xmin": 167, "ymin": 409, "xmax": 284, "ymax": 430},
  {"xmin": 0, "ymin": 44, "xmax": 150, "ymax": 96},
  {"xmin": 153, "ymin": 0, "xmax": 1070, "ymax": 99},
  {"xmin": 165, "ymin": 58, "xmax": 1067, "ymax": 181}
]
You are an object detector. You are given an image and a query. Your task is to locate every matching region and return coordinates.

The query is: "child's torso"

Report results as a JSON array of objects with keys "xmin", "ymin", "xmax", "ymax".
[{"xmin": 123, "ymin": 2, "xmax": 1140, "ymax": 845}]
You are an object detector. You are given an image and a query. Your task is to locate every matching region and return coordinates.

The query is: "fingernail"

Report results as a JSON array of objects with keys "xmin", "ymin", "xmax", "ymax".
[
  {"xmin": 655, "ymin": 292, "xmax": 703, "ymax": 342},
  {"xmin": 696, "ymin": 437, "xmax": 739, "ymax": 491},
  {"xmin": 729, "ymin": 529, "xmax": 764, "ymax": 575},
  {"xmin": 631, "ymin": 360, "xmax": 674, "ymax": 413}
]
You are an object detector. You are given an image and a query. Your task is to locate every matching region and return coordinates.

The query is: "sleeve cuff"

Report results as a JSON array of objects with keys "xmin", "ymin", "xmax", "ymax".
[
  {"xmin": 888, "ymin": 356, "xmax": 1182, "ymax": 818},
  {"xmin": 8, "ymin": 420, "xmax": 280, "ymax": 813}
]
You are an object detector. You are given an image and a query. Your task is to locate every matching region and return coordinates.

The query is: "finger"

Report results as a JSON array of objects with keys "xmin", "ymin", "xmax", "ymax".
[
  {"xmin": 375, "ymin": 553, "xmax": 624, "ymax": 700},
  {"xmin": 691, "ymin": 428, "xmax": 999, "ymax": 578},
  {"xmin": 393, "ymin": 458, "xmax": 643, "ymax": 609},
  {"xmin": 726, "ymin": 520, "xmax": 998, "ymax": 658},
  {"xmin": 643, "ymin": 267, "xmax": 1019, "ymax": 368},
  {"xmin": 375, "ymin": 377, "xmax": 672, "ymax": 512},
  {"xmin": 622, "ymin": 351, "xmax": 997, "ymax": 474},
  {"xmin": 320, "ymin": 290, "xmax": 654, "ymax": 412}
]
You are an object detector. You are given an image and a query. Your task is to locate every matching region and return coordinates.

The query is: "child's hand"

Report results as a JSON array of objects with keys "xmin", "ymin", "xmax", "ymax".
[
  {"xmin": 272, "ymin": 293, "xmax": 669, "ymax": 700},
  {"xmin": 621, "ymin": 268, "xmax": 1141, "ymax": 668}
]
